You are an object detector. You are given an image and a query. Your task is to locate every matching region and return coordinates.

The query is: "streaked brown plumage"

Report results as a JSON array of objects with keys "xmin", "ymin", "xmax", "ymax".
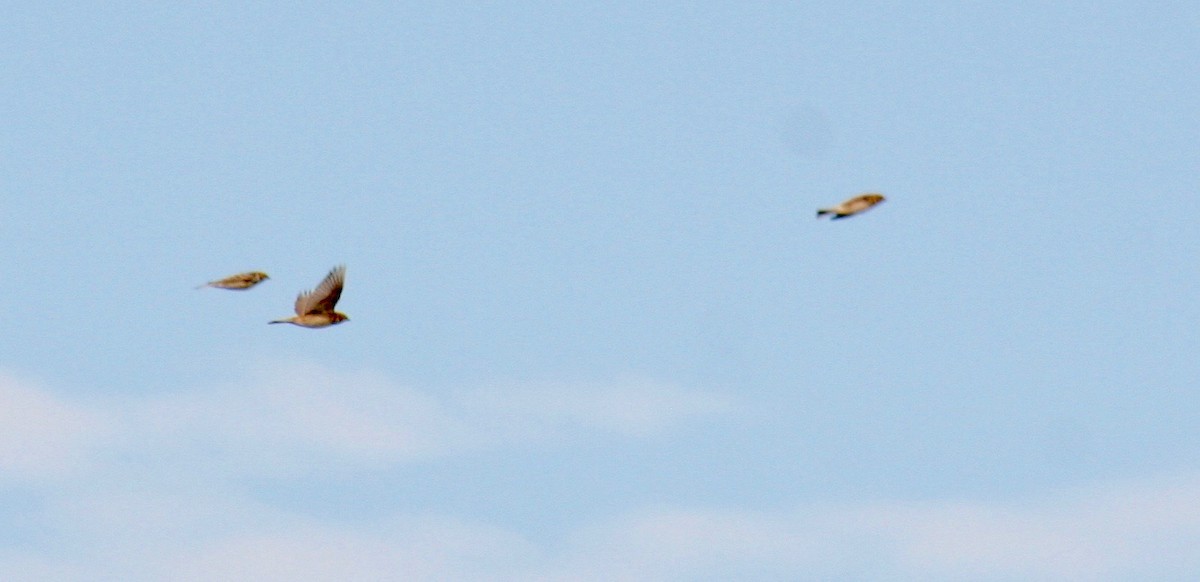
[
  {"xmin": 269, "ymin": 265, "xmax": 349, "ymax": 328},
  {"xmin": 817, "ymin": 193, "xmax": 886, "ymax": 220},
  {"xmin": 196, "ymin": 271, "xmax": 270, "ymax": 290}
]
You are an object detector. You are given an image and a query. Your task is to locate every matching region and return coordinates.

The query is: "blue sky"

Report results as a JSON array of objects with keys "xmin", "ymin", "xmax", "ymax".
[{"xmin": 2, "ymin": 2, "xmax": 1199, "ymax": 579}]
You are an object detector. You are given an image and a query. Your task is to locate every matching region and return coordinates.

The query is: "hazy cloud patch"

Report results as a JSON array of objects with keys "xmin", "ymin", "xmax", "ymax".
[
  {"xmin": 555, "ymin": 476, "xmax": 1200, "ymax": 580},
  {"xmin": 5, "ymin": 366, "xmax": 1198, "ymax": 580},
  {"xmin": 59, "ymin": 475, "xmax": 1200, "ymax": 581},
  {"xmin": 116, "ymin": 362, "xmax": 733, "ymax": 474},
  {"xmin": 168, "ymin": 516, "xmax": 540, "ymax": 582},
  {"xmin": 0, "ymin": 363, "xmax": 730, "ymax": 479},
  {"xmin": 0, "ymin": 373, "xmax": 110, "ymax": 479}
]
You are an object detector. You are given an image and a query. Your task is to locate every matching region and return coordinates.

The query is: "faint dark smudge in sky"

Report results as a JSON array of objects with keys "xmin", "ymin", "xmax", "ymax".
[{"xmin": 782, "ymin": 105, "xmax": 834, "ymax": 159}]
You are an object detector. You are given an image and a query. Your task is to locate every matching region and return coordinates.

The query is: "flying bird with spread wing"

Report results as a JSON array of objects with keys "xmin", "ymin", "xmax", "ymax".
[
  {"xmin": 196, "ymin": 271, "xmax": 270, "ymax": 290},
  {"xmin": 817, "ymin": 193, "xmax": 885, "ymax": 220},
  {"xmin": 269, "ymin": 265, "xmax": 350, "ymax": 328}
]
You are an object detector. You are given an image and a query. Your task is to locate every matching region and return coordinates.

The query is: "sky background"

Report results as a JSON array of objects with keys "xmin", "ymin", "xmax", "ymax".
[{"xmin": 2, "ymin": 1, "xmax": 1199, "ymax": 580}]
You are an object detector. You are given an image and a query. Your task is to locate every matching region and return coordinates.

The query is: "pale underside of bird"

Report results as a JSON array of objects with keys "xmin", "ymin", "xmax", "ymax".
[
  {"xmin": 817, "ymin": 193, "xmax": 886, "ymax": 220},
  {"xmin": 196, "ymin": 271, "xmax": 270, "ymax": 290},
  {"xmin": 269, "ymin": 265, "xmax": 349, "ymax": 328}
]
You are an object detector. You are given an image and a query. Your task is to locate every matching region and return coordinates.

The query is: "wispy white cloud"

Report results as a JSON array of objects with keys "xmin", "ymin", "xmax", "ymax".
[
  {"xmin": 0, "ymin": 372, "xmax": 110, "ymax": 480},
  {"xmin": 4, "ymin": 365, "xmax": 1200, "ymax": 580},
  {"xmin": 0, "ymin": 362, "xmax": 727, "ymax": 579},
  {"xmin": 550, "ymin": 476, "xmax": 1200, "ymax": 581},
  {"xmin": 0, "ymin": 362, "xmax": 730, "ymax": 478},
  {"xmin": 124, "ymin": 364, "xmax": 477, "ymax": 473},
  {"xmin": 167, "ymin": 516, "xmax": 541, "ymax": 582},
  {"xmin": 17, "ymin": 473, "xmax": 1200, "ymax": 581},
  {"xmin": 550, "ymin": 507, "xmax": 836, "ymax": 581},
  {"xmin": 117, "ymin": 362, "xmax": 732, "ymax": 475},
  {"xmin": 0, "ymin": 551, "xmax": 84, "ymax": 582},
  {"xmin": 875, "ymin": 476, "xmax": 1200, "ymax": 580}
]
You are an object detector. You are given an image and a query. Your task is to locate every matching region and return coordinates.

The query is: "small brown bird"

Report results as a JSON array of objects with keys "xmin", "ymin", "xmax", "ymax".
[
  {"xmin": 817, "ymin": 193, "xmax": 886, "ymax": 220},
  {"xmin": 269, "ymin": 265, "xmax": 349, "ymax": 328},
  {"xmin": 196, "ymin": 271, "xmax": 270, "ymax": 290}
]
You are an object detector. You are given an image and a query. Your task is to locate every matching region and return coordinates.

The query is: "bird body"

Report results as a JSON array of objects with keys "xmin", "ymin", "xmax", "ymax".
[
  {"xmin": 270, "ymin": 265, "xmax": 349, "ymax": 328},
  {"xmin": 817, "ymin": 193, "xmax": 885, "ymax": 219},
  {"xmin": 196, "ymin": 271, "xmax": 270, "ymax": 290}
]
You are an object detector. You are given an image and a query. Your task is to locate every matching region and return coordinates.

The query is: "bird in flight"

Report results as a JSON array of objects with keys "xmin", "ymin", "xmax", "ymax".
[
  {"xmin": 817, "ymin": 193, "xmax": 886, "ymax": 220},
  {"xmin": 269, "ymin": 265, "xmax": 350, "ymax": 328},
  {"xmin": 196, "ymin": 271, "xmax": 270, "ymax": 290}
]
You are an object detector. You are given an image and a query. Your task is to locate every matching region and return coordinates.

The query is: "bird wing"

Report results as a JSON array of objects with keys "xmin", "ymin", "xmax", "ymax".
[{"xmin": 293, "ymin": 265, "xmax": 346, "ymax": 316}]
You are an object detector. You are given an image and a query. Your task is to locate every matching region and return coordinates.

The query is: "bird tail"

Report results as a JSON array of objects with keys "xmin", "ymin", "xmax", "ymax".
[
  {"xmin": 268, "ymin": 319, "xmax": 291, "ymax": 325},
  {"xmin": 816, "ymin": 209, "xmax": 831, "ymax": 218},
  {"xmin": 194, "ymin": 283, "xmax": 209, "ymax": 290}
]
